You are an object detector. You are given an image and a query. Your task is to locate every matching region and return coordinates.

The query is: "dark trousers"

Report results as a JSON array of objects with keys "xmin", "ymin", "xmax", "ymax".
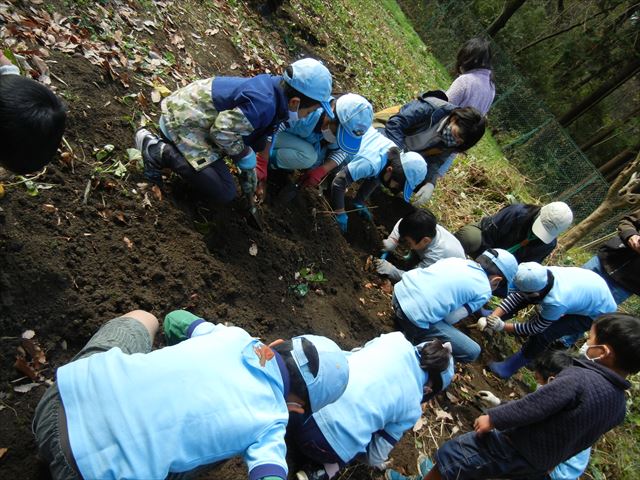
[
  {"xmin": 159, "ymin": 141, "xmax": 237, "ymax": 204},
  {"xmin": 287, "ymin": 413, "xmax": 345, "ymax": 466},
  {"xmin": 522, "ymin": 314, "xmax": 592, "ymax": 359}
]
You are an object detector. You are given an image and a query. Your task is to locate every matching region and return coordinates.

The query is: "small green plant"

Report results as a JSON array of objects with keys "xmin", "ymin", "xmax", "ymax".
[{"xmin": 289, "ymin": 266, "xmax": 327, "ymax": 298}]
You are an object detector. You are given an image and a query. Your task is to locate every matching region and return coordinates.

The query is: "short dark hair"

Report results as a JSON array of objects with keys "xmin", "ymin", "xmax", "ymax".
[
  {"xmin": 281, "ymin": 66, "xmax": 321, "ymax": 109},
  {"xmin": 531, "ymin": 349, "xmax": 573, "ymax": 382},
  {"xmin": 455, "ymin": 37, "xmax": 493, "ymax": 76},
  {"xmin": 450, "ymin": 107, "xmax": 486, "ymax": 151},
  {"xmin": 386, "ymin": 147, "xmax": 406, "ymax": 184},
  {"xmin": 272, "ymin": 338, "xmax": 319, "ymax": 404},
  {"xmin": 593, "ymin": 313, "xmax": 640, "ymax": 374},
  {"xmin": 398, "ymin": 208, "xmax": 437, "ymax": 242},
  {"xmin": 0, "ymin": 74, "xmax": 67, "ymax": 174},
  {"xmin": 418, "ymin": 339, "xmax": 451, "ymax": 401},
  {"xmin": 476, "ymin": 249, "xmax": 503, "ymax": 280}
]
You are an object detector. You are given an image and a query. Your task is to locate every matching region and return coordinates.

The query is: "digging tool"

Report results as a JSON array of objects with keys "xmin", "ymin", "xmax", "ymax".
[{"xmin": 240, "ymin": 170, "xmax": 263, "ymax": 231}]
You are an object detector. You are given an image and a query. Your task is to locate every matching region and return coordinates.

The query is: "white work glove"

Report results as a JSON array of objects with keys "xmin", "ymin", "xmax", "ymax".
[
  {"xmin": 477, "ymin": 390, "xmax": 501, "ymax": 407},
  {"xmin": 486, "ymin": 315, "xmax": 505, "ymax": 332},
  {"xmin": 411, "ymin": 182, "xmax": 435, "ymax": 207},
  {"xmin": 375, "ymin": 258, "xmax": 399, "ymax": 277},
  {"xmin": 476, "ymin": 317, "xmax": 488, "ymax": 331},
  {"xmin": 382, "ymin": 237, "xmax": 397, "ymax": 251}
]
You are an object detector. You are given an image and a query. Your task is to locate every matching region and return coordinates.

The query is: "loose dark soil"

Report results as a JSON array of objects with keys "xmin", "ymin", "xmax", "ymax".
[{"xmin": 0, "ymin": 2, "xmax": 528, "ymax": 479}]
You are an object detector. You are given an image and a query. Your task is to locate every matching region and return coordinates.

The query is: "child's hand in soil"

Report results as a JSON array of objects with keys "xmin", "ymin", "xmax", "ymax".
[{"xmin": 473, "ymin": 414, "xmax": 493, "ymax": 435}]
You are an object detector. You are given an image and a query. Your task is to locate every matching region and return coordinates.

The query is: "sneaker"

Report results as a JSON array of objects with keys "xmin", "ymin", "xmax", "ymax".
[
  {"xmin": 296, "ymin": 467, "xmax": 329, "ymax": 480},
  {"xmin": 135, "ymin": 128, "xmax": 164, "ymax": 185},
  {"xmin": 416, "ymin": 454, "xmax": 434, "ymax": 476}
]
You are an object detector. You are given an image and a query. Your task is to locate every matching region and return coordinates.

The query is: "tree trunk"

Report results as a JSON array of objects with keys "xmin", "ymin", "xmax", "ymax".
[
  {"xmin": 561, "ymin": 153, "xmax": 640, "ymax": 249},
  {"xmin": 579, "ymin": 105, "xmax": 640, "ymax": 154},
  {"xmin": 558, "ymin": 58, "xmax": 640, "ymax": 127},
  {"xmin": 487, "ymin": 0, "xmax": 527, "ymax": 37},
  {"xmin": 599, "ymin": 148, "xmax": 636, "ymax": 178}
]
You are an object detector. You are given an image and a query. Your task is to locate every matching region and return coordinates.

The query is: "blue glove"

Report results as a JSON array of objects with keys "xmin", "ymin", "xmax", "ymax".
[
  {"xmin": 236, "ymin": 149, "xmax": 257, "ymax": 170},
  {"xmin": 353, "ymin": 201, "xmax": 373, "ymax": 221},
  {"xmin": 336, "ymin": 212, "xmax": 348, "ymax": 233}
]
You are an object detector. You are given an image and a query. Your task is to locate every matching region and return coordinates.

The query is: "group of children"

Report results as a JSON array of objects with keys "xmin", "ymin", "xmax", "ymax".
[{"xmin": 2, "ymin": 34, "xmax": 640, "ymax": 480}]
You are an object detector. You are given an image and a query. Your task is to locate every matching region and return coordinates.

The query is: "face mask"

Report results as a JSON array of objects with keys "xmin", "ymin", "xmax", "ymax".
[
  {"xmin": 321, "ymin": 127, "xmax": 337, "ymax": 143},
  {"xmin": 288, "ymin": 108, "xmax": 299, "ymax": 123},
  {"xmin": 579, "ymin": 343, "xmax": 606, "ymax": 362},
  {"xmin": 441, "ymin": 124, "xmax": 459, "ymax": 147}
]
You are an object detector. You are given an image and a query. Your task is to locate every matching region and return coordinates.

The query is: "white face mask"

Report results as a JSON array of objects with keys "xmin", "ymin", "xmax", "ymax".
[
  {"xmin": 579, "ymin": 343, "xmax": 605, "ymax": 362},
  {"xmin": 288, "ymin": 108, "xmax": 299, "ymax": 123},
  {"xmin": 321, "ymin": 127, "xmax": 337, "ymax": 143}
]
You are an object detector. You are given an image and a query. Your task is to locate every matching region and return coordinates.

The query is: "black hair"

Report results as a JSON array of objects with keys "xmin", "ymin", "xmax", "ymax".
[
  {"xmin": 455, "ymin": 37, "xmax": 493, "ymax": 78},
  {"xmin": 475, "ymin": 248, "xmax": 506, "ymax": 290},
  {"xmin": 398, "ymin": 208, "xmax": 438, "ymax": 242},
  {"xmin": 281, "ymin": 66, "xmax": 321, "ymax": 109},
  {"xmin": 593, "ymin": 313, "xmax": 640, "ymax": 374},
  {"xmin": 0, "ymin": 74, "xmax": 67, "ymax": 174},
  {"xmin": 418, "ymin": 339, "xmax": 451, "ymax": 401},
  {"xmin": 385, "ymin": 147, "xmax": 406, "ymax": 185},
  {"xmin": 531, "ymin": 349, "xmax": 573, "ymax": 382},
  {"xmin": 449, "ymin": 107, "xmax": 486, "ymax": 151},
  {"xmin": 272, "ymin": 338, "xmax": 320, "ymax": 404}
]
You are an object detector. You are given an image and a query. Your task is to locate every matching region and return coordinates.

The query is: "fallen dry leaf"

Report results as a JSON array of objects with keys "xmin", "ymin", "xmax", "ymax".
[
  {"xmin": 358, "ymin": 297, "xmax": 365, "ymax": 305},
  {"xmin": 14, "ymin": 356, "xmax": 39, "ymax": 381},
  {"xmin": 0, "ymin": 448, "xmax": 7, "ymax": 459},
  {"xmin": 151, "ymin": 184, "xmax": 162, "ymax": 201},
  {"xmin": 42, "ymin": 204, "xmax": 56, "ymax": 213},
  {"xmin": 435, "ymin": 408, "xmax": 454, "ymax": 422},
  {"xmin": 249, "ymin": 242, "xmax": 258, "ymax": 256},
  {"xmin": 446, "ymin": 392, "xmax": 460, "ymax": 404},
  {"xmin": 412, "ymin": 416, "xmax": 426, "ymax": 432},
  {"xmin": 22, "ymin": 338, "xmax": 46, "ymax": 368},
  {"xmin": 380, "ymin": 279, "xmax": 393, "ymax": 294},
  {"xmin": 113, "ymin": 211, "xmax": 127, "ymax": 224},
  {"xmin": 123, "ymin": 236, "xmax": 134, "ymax": 249},
  {"xmin": 13, "ymin": 383, "xmax": 40, "ymax": 394},
  {"xmin": 21, "ymin": 330, "xmax": 35, "ymax": 340}
]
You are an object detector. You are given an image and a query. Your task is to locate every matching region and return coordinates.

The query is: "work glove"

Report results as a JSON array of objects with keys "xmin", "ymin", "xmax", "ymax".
[
  {"xmin": 353, "ymin": 201, "xmax": 373, "ymax": 221},
  {"xmin": 477, "ymin": 390, "xmax": 501, "ymax": 407},
  {"xmin": 255, "ymin": 152, "xmax": 268, "ymax": 182},
  {"xmin": 486, "ymin": 315, "xmax": 505, "ymax": 332},
  {"xmin": 382, "ymin": 237, "xmax": 398, "ymax": 251},
  {"xmin": 239, "ymin": 168, "xmax": 258, "ymax": 196},
  {"xmin": 412, "ymin": 182, "xmax": 435, "ymax": 207},
  {"xmin": 300, "ymin": 165, "xmax": 326, "ymax": 187},
  {"xmin": 236, "ymin": 149, "xmax": 257, "ymax": 170},
  {"xmin": 164, "ymin": 310, "xmax": 203, "ymax": 345},
  {"xmin": 336, "ymin": 212, "xmax": 348, "ymax": 233},
  {"xmin": 476, "ymin": 317, "xmax": 488, "ymax": 331},
  {"xmin": 375, "ymin": 258, "xmax": 399, "ymax": 277}
]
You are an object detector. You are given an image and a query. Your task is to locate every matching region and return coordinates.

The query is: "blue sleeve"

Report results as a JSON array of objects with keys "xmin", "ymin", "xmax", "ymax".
[
  {"xmin": 436, "ymin": 152, "xmax": 456, "ymax": 178},
  {"xmin": 384, "ymin": 100, "xmax": 435, "ymax": 150},
  {"xmin": 347, "ymin": 157, "xmax": 377, "ymax": 182},
  {"xmin": 550, "ymin": 448, "xmax": 591, "ymax": 480},
  {"xmin": 245, "ymin": 422, "xmax": 288, "ymax": 480},
  {"xmin": 236, "ymin": 78, "xmax": 278, "ymax": 131}
]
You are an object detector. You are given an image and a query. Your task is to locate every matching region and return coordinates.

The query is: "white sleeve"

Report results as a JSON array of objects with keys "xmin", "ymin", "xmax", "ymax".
[{"xmin": 0, "ymin": 64, "xmax": 20, "ymax": 76}]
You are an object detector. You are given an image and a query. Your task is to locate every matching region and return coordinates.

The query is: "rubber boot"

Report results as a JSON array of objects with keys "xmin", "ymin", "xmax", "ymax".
[{"xmin": 489, "ymin": 349, "xmax": 529, "ymax": 379}]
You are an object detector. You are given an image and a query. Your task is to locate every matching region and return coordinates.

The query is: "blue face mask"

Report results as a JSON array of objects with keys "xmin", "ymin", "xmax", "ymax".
[
  {"xmin": 288, "ymin": 108, "xmax": 299, "ymax": 124},
  {"xmin": 441, "ymin": 124, "xmax": 459, "ymax": 147}
]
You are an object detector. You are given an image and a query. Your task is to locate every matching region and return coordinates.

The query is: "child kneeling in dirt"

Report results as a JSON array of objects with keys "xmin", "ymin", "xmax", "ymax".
[
  {"xmin": 268, "ymin": 93, "xmax": 373, "ymax": 190},
  {"xmin": 0, "ymin": 51, "xmax": 67, "ymax": 174},
  {"xmin": 385, "ymin": 313, "xmax": 640, "ymax": 480},
  {"xmin": 33, "ymin": 309, "xmax": 349, "ymax": 480},
  {"xmin": 375, "ymin": 208, "xmax": 465, "ymax": 282},
  {"xmin": 136, "ymin": 57, "xmax": 333, "ymax": 204},
  {"xmin": 288, "ymin": 333, "xmax": 454, "ymax": 480},
  {"xmin": 331, "ymin": 129, "xmax": 427, "ymax": 232},
  {"xmin": 392, "ymin": 249, "xmax": 517, "ymax": 362}
]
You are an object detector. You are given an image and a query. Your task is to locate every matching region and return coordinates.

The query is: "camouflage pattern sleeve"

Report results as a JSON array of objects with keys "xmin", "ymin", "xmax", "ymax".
[{"xmin": 210, "ymin": 107, "xmax": 255, "ymax": 157}]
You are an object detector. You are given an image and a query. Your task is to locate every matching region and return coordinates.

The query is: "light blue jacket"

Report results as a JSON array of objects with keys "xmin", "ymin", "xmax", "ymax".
[
  {"xmin": 541, "ymin": 267, "xmax": 616, "ymax": 320},
  {"xmin": 57, "ymin": 324, "xmax": 290, "ymax": 480},
  {"xmin": 313, "ymin": 333, "xmax": 429, "ymax": 464},
  {"xmin": 346, "ymin": 126, "xmax": 398, "ymax": 181},
  {"xmin": 394, "ymin": 257, "xmax": 492, "ymax": 328}
]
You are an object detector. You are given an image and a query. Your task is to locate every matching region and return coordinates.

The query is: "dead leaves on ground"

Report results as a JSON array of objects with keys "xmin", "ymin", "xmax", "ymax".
[{"xmin": 13, "ymin": 330, "xmax": 49, "ymax": 393}]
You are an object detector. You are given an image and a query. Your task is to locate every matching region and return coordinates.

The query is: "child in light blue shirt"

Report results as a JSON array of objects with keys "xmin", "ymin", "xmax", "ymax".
[
  {"xmin": 33, "ymin": 309, "xmax": 349, "ymax": 480},
  {"xmin": 289, "ymin": 333, "xmax": 455, "ymax": 480}
]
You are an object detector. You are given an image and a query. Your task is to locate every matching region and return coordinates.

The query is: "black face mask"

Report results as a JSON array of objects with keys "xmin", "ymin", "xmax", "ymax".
[{"xmin": 380, "ymin": 174, "xmax": 402, "ymax": 195}]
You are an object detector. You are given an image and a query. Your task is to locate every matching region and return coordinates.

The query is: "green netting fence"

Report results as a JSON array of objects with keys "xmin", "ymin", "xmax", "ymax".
[{"xmin": 397, "ymin": 0, "xmax": 632, "ymax": 246}]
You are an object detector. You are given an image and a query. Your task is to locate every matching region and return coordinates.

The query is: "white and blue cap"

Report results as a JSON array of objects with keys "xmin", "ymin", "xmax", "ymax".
[
  {"xmin": 291, "ymin": 334, "xmax": 349, "ymax": 412},
  {"xmin": 481, "ymin": 248, "xmax": 518, "ymax": 289},
  {"xmin": 400, "ymin": 151, "xmax": 427, "ymax": 202},
  {"xmin": 335, "ymin": 94, "xmax": 373, "ymax": 155},
  {"xmin": 283, "ymin": 58, "xmax": 334, "ymax": 119},
  {"xmin": 514, "ymin": 262, "xmax": 548, "ymax": 293}
]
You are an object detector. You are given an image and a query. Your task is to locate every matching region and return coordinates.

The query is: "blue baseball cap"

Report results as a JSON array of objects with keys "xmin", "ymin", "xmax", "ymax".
[
  {"xmin": 514, "ymin": 262, "xmax": 548, "ymax": 293},
  {"xmin": 399, "ymin": 151, "xmax": 427, "ymax": 202},
  {"xmin": 291, "ymin": 334, "xmax": 349, "ymax": 412},
  {"xmin": 480, "ymin": 248, "xmax": 518, "ymax": 289},
  {"xmin": 283, "ymin": 58, "xmax": 334, "ymax": 119},
  {"xmin": 335, "ymin": 94, "xmax": 373, "ymax": 155}
]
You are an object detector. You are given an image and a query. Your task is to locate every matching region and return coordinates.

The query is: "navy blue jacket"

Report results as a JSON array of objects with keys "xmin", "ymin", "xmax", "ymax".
[
  {"xmin": 212, "ymin": 74, "xmax": 288, "ymax": 151},
  {"xmin": 489, "ymin": 359, "xmax": 630, "ymax": 471},
  {"xmin": 478, "ymin": 204, "xmax": 556, "ymax": 263}
]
